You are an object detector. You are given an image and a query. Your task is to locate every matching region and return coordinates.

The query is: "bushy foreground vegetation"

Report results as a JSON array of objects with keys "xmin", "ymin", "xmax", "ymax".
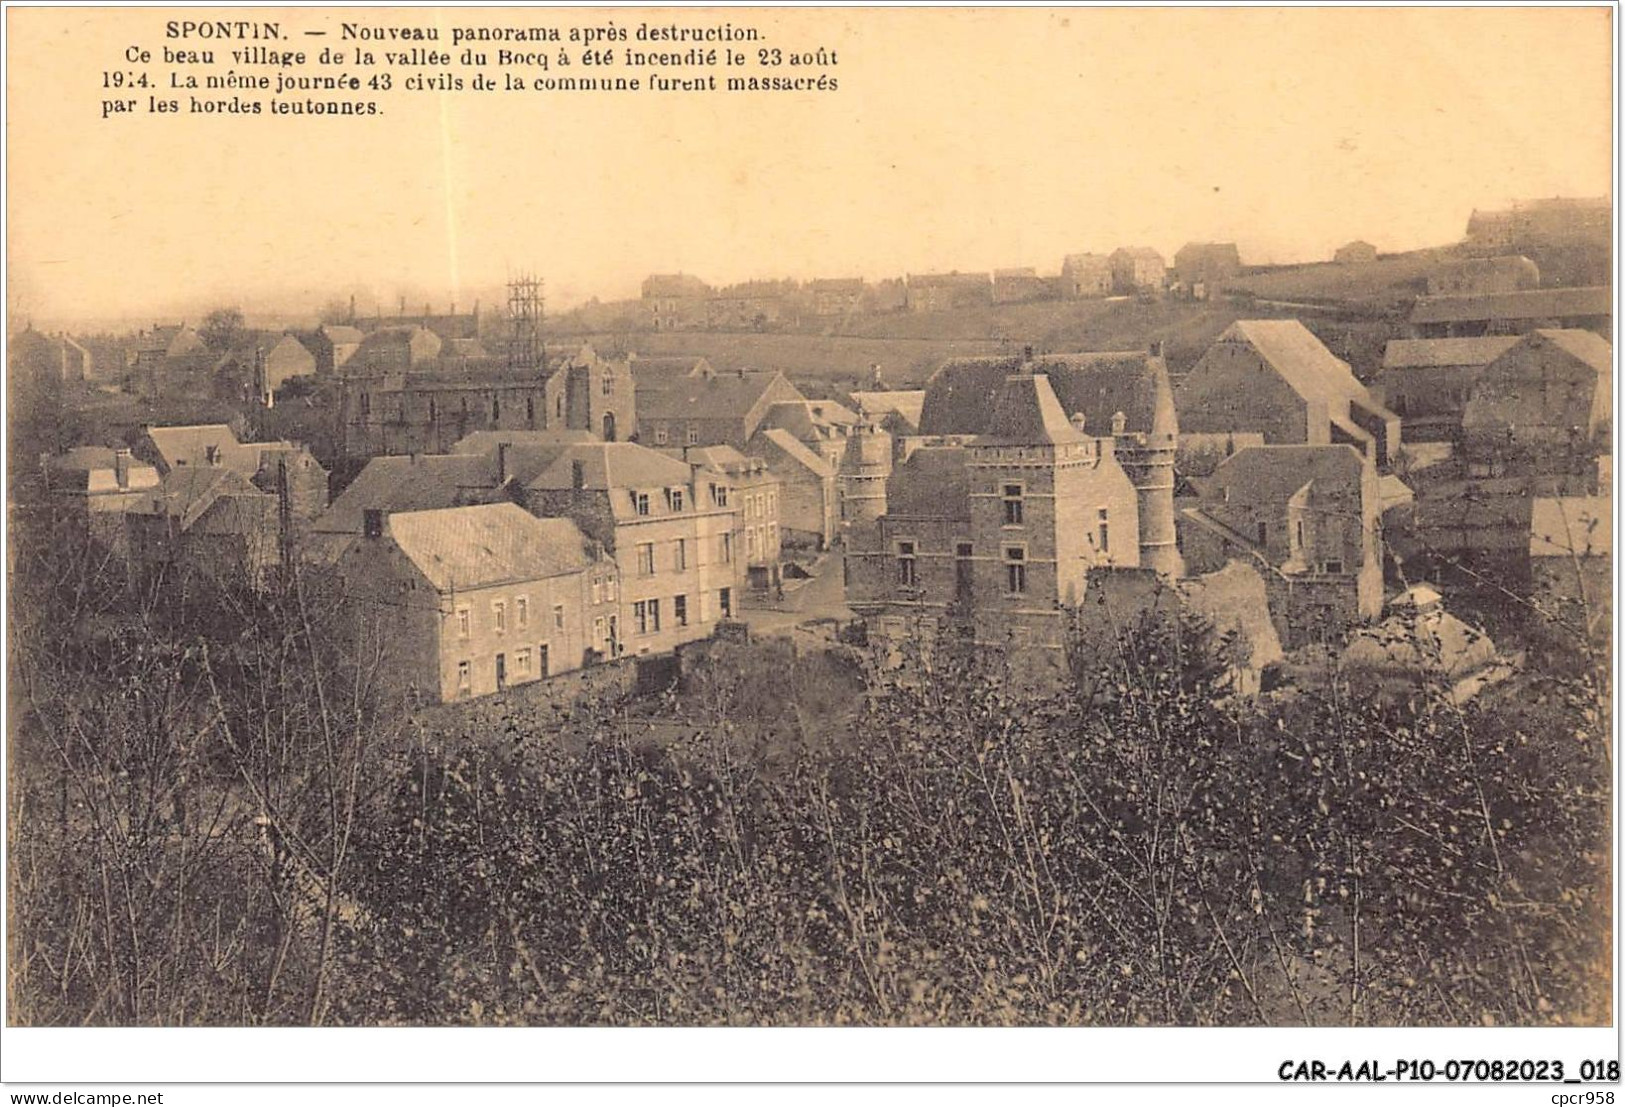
[{"xmin": 7, "ymin": 527, "xmax": 1610, "ymax": 1026}]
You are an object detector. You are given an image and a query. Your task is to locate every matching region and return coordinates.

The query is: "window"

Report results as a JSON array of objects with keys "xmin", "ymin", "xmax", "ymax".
[
  {"xmin": 667, "ymin": 487, "xmax": 685, "ymax": 512},
  {"xmin": 897, "ymin": 540, "xmax": 918, "ymax": 586},
  {"xmin": 428, "ymin": 397, "xmax": 437, "ymax": 422},
  {"xmin": 719, "ymin": 533, "xmax": 733, "ymax": 563},
  {"xmin": 649, "ymin": 598, "xmax": 661, "ymax": 632},
  {"xmin": 456, "ymin": 605, "xmax": 471, "ymax": 639},
  {"xmin": 553, "ymin": 604, "xmax": 565, "ymax": 630},
  {"xmin": 556, "ymin": 394, "xmax": 565, "ymax": 420},
  {"xmin": 634, "ymin": 600, "xmax": 650, "ymax": 635},
  {"xmin": 687, "ymin": 426, "xmax": 699, "ymax": 446},
  {"xmin": 591, "ymin": 578, "xmax": 603, "ymax": 604},
  {"xmin": 711, "ymin": 483, "xmax": 729, "ymax": 507},
  {"xmin": 720, "ymin": 587, "xmax": 732, "ymax": 618},
  {"xmin": 456, "ymin": 661, "xmax": 471, "ymax": 696},
  {"xmin": 955, "ymin": 542, "xmax": 974, "ymax": 600},
  {"xmin": 1295, "ymin": 520, "xmax": 1304, "ymax": 548},
  {"xmin": 1003, "ymin": 483, "xmax": 1024, "ymax": 526},
  {"xmin": 747, "ymin": 527, "xmax": 759, "ymax": 560},
  {"xmin": 526, "ymin": 397, "xmax": 535, "ymax": 425},
  {"xmin": 604, "ymin": 576, "xmax": 617, "ymax": 602},
  {"xmin": 633, "ymin": 492, "xmax": 650, "ymax": 516},
  {"xmin": 492, "ymin": 396, "xmax": 501, "ymax": 421},
  {"xmin": 654, "ymin": 425, "xmax": 669, "ymax": 446},
  {"xmin": 516, "ymin": 596, "xmax": 529, "ymax": 629},
  {"xmin": 674, "ymin": 594, "xmax": 688, "ymax": 627},
  {"xmin": 674, "ymin": 538, "xmax": 687, "ymax": 571},
  {"xmin": 594, "ymin": 615, "xmax": 606, "ymax": 645},
  {"xmin": 1097, "ymin": 508, "xmax": 1109, "ymax": 554},
  {"xmin": 1256, "ymin": 521, "xmax": 1268, "ymax": 546},
  {"xmin": 359, "ymin": 392, "xmax": 371, "ymax": 417},
  {"xmin": 601, "ymin": 372, "xmax": 614, "ymax": 396},
  {"xmin": 515, "ymin": 648, "xmax": 532, "ymax": 678},
  {"xmin": 637, "ymin": 543, "xmax": 656, "ymax": 576},
  {"xmin": 1323, "ymin": 559, "xmax": 1344, "ymax": 575},
  {"xmin": 767, "ymin": 491, "xmax": 777, "ymax": 517},
  {"xmin": 492, "ymin": 600, "xmax": 506, "ymax": 634},
  {"xmin": 1005, "ymin": 547, "xmax": 1027, "ymax": 594}
]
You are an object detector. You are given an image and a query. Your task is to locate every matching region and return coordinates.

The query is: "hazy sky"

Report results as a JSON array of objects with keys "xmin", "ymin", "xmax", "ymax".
[{"xmin": 7, "ymin": 6, "xmax": 1614, "ymax": 327}]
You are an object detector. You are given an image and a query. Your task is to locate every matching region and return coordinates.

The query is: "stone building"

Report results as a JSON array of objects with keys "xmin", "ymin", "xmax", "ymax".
[
  {"xmin": 917, "ymin": 347, "xmax": 1181, "ymax": 575},
  {"xmin": 992, "ymin": 268, "xmax": 1053, "ymax": 304},
  {"xmin": 1178, "ymin": 444, "xmax": 1383, "ymax": 648},
  {"xmin": 906, "ymin": 272, "xmax": 993, "ymax": 313},
  {"xmin": 808, "ymin": 278, "xmax": 866, "ymax": 316},
  {"xmin": 635, "ymin": 368, "xmax": 803, "ymax": 452},
  {"xmin": 846, "ymin": 366, "xmax": 1141, "ymax": 654},
  {"xmin": 124, "ymin": 466, "xmax": 283, "ymax": 589},
  {"xmin": 837, "ymin": 416, "xmax": 893, "ymax": 534},
  {"xmin": 751, "ymin": 429, "xmax": 838, "ymax": 549},
  {"xmin": 336, "ymin": 343, "xmax": 635, "ymax": 458},
  {"xmin": 1377, "ymin": 336, "xmax": 1519, "ymax": 442},
  {"xmin": 1173, "ymin": 242, "xmax": 1242, "ymax": 288},
  {"xmin": 524, "ymin": 441, "xmax": 746, "ymax": 656},
  {"xmin": 1109, "ymin": 247, "xmax": 1166, "ymax": 295},
  {"xmin": 39, "ymin": 446, "xmax": 161, "ymax": 553},
  {"xmin": 679, "ymin": 445, "xmax": 783, "ymax": 593},
  {"xmin": 337, "ymin": 503, "xmax": 619, "ymax": 703},
  {"xmin": 641, "ymin": 273, "xmax": 712, "ymax": 331},
  {"xmin": 1333, "ymin": 241, "xmax": 1378, "ymax": 265},
  {"xmin": 1176, "ymin": 319, "xmax": 1401, "ymax": 467},
  {"xmin": 1060, "ymin": 253, "xmax": 1113, "ymax": 298},
  {"xmin": 1460, "ymin": 329, "xmax": 1612, "ymax": 481}
]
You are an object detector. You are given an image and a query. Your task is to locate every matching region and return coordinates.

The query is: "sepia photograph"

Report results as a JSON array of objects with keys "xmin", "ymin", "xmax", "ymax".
[{"xmin": 2, "ymin": 1, "xmax": 1618, "ymax": 1094}]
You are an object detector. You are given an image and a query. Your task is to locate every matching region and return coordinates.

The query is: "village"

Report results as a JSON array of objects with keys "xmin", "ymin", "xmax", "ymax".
[{"xmin": 10, "ymin": 194, "xmax": 1611, "ymax": 716}]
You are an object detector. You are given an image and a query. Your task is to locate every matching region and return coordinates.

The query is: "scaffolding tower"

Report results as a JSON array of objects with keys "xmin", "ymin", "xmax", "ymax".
[{"xmin": 506, "ymin": 273, "xmax": 544, "ymax": 372}]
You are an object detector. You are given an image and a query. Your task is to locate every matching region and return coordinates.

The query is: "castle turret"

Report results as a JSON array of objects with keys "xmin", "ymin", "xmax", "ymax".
[{"xmin": 838, "ymin": 412, "xmax": 893, "ymax": 532}]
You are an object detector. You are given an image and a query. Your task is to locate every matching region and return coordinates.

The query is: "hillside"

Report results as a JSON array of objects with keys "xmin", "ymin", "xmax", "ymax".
[{"xmin": 579, "ymin": 293, "xmax": 1407, "ymax": 387}]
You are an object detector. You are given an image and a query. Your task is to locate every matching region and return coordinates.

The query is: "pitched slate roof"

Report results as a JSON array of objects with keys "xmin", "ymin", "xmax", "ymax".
[
  {"xmin": 313, "ymin": 453, "xmax": 495, "ymax": 536},
  {"xmin": 753, "ymin": 428, "xmax": 834, "ymax": 479},
  {"xmin": 983, "ymin": 372, "xmax": 1086, "ymax": 445},
  {"xmin": 1225, "ymin": 320, "xmax": 1379, "ymax": 412},
  {"xmin": 1531, "ymin": 328, "xmax": 1613, "ymax": 375},
  {"xmin": 450, "ymin": 429, "xmax": 595, "ymax": 456},
  {"xmin": 1410, "ymin": 286, "xmax": 1612, "ymax": 325},
  {"xmin": 1382, "ymin": 336, "xmax": 1520, "ymax": 371},
  {"xmin": 386, "ymin": 504, "xmax": 596, "ymax": 592},
  {"xmin": 320, "ymin": 324, "xmax": 365, "ymax": 345},
  {"xmin": 128, "ymin": 466, "xmax": 263, "ymax": 529},
  {"xmin": 920, "ymin": 352, "xmax": 1177, "ymax": 439},
  {"xmin": 629, "ymin": 355, "xmax": 715, "ymax": 390},
  {"xmin": 1203, "ymin": 444, "xmax": 1369, "ymax": 506},
  {"xmin": 634, "ymin": 370, "xmax": 794, "ymax": 425},
  {"xmin": 527, "ymin": 442, "xmax": 695, "ymax": 493},
  {"xmin": 849, "ymin": 390, "xmax": 927, "ymax": 432},
  {"xmin": 886, "ymin": 446, "xmax": 971, "ymax": 518}
]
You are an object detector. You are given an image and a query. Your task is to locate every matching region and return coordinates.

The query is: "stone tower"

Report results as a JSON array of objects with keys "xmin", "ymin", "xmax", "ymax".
[{"xmin": 838, "ymin": 412, "xmax": 893, "ymax": 532}]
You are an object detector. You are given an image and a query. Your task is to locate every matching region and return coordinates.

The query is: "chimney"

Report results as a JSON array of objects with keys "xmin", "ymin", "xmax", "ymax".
[
  {"xmin": 1070, "ymin": 412, "xmax": 1087, "ymax": 436},
  {"xmin": 571, "ymin": 459, "xmax": 586, "ymax": 490},
  {"xmin": 497, "ymin": 441, "xmax": 510, "ymax": 485},
  {"xmin": 113, "ymin": 448, "xmax": 132, "ymax": 489},
  {"xmin": 363, "ymin": 508, "xmax": 384, "ymax": 539},
  {"xmin": 1149, "ymin": 340, "xmax": 1165, "ymax": 359},
  {"xmin": 1111, "ymin": 411, "xmax": 1128, "ymax": 436},
  {"xmin": 1022, "ymin": 345, "xmax": 1034, "ymax": 363}
]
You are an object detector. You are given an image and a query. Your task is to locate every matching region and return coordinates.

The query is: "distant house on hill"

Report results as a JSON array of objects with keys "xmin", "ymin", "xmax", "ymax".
[
  {"xmin": 1466, "ymin": 197, "xmax": 1610, "ymax": 250},
  {"xmin": 991, "ymin": 268, "xmax": 1053, "ymax": 304},
  {"xmin": 808, "ymin": 278, "xmax": 866, "ymax": 316},
  {"xmin": 641, "ymin": 273, "xmax": 712, "ymax": 331},
  {"xmin": 1110, "ymin": 247, "xmax": 1166, "ymax": 295},
  {"xmin": 1175, "ymin": 320, "xmax": 1401, "ymax": 467},
  {"xmin": 1060, "ymin": 253, "xmax": 1113, "ymax": 298},
  {"xmin": 1173, "ymin": 242, "xmax": 1242, "ymax": 288},
  {"xmin": 1333, "ymin": 241, "xmax": 1378, "ymax": 265},
  {"xmin": 906, "ymin": 272, "xmax": 993, "ymax": 313}
]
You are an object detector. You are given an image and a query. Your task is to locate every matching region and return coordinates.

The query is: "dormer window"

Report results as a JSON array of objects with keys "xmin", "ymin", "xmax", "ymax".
[
  {"xmin": 666, "ymin": 487, "xmax": 685, "ymax": 512},
  {"xmin": 633, "ymin": 491, "xmax": 650, "ymax": 516}
]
